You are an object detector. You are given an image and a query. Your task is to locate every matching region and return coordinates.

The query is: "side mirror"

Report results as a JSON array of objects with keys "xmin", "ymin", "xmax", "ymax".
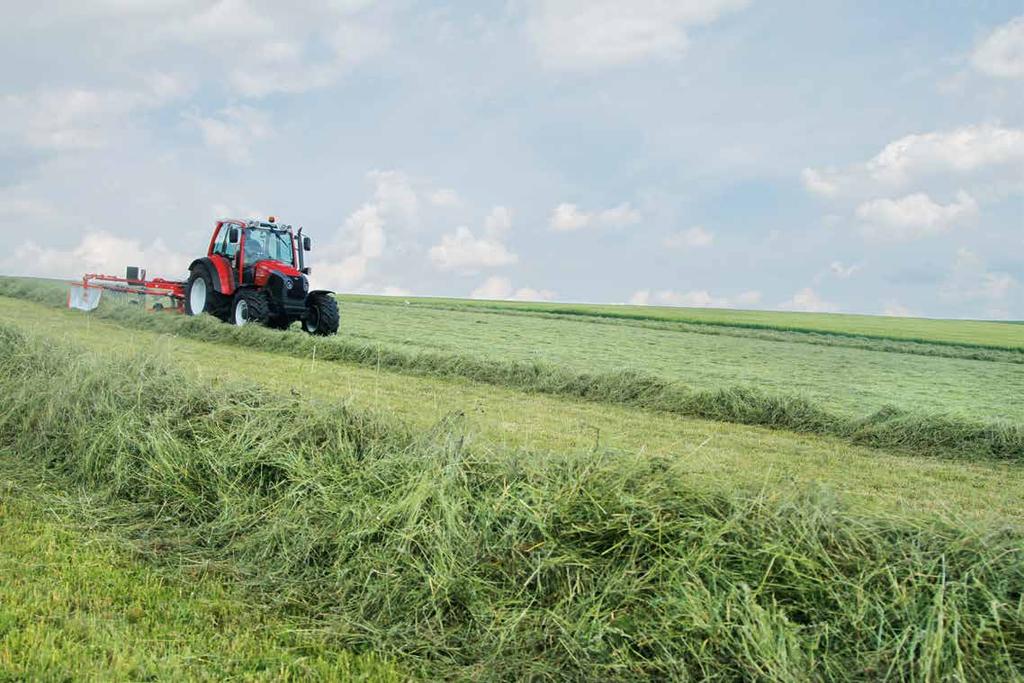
[
  {"xmin": 302, "ymin": 236, "xmax": 311, "ymax": 251},
  {"xmin": 228, "ymin": 227, "xmax": 240, "ymax": 244}
]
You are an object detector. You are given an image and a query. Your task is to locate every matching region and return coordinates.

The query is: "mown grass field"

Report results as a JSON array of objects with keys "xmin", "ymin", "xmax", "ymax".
[
  {"xmin": 342, "ymin": 293, "xmax": 1024, "ymax": 350},
  {"xmin": 1, "ymin": 276, "xmax": 1023, "ymax": 680}
]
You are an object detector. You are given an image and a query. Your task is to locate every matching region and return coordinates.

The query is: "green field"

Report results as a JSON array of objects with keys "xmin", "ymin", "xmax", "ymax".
[
  {"xmin": 1, "ymin": 276, "xmax": 1023, "ymax": 679},
  {"xmin": 342, "ymin": 294, "xmax": 1024, "ymax": 350},
  {"xmin": 337, "ymin": 299, "xmax": 1024, "ymax": 421}
]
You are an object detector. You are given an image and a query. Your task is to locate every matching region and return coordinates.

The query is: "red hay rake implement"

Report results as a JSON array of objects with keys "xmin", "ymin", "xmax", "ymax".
[{"xmin": 68, "ymin": 267, "xmax": 186, "ymax": 313}]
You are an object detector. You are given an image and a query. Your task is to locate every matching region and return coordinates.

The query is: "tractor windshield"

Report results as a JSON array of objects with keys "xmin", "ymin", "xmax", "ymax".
[{"xmin": 244, "ymin": 228, "xmax": 294, "ymax": 266}]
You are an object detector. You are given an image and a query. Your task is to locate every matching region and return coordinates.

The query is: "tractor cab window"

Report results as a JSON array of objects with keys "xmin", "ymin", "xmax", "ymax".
[
  {"xmin": 243, "ymin": 227, "xmax": 294, "ymax": 266},
  {"xmin": 215, "ymin": 224, "xmax": 240, "ymax": 260}
]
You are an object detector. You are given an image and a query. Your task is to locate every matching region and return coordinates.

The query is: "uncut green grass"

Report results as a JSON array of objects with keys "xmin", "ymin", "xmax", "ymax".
[
  {"xmin": 342, "ymin": 293, "xmax": 1024, "ymax": 350},
  {"xmin": 1, "ymin": 279, "xmax": 1021, "ymax": 461},
  {"xmin": 0, "ymin": 452, "xmax": 401, "ymax": 681},
  {"xmin": 1, "ymin": 323, "xmax": 1023, "ymax": 681},
  {"xmin": 338, "ymin": 301, "xmax": 1024, "ymax": 422},
  {"xmin": 7, "ymin": 295, "xmax": 1024, "ymax": 523}
]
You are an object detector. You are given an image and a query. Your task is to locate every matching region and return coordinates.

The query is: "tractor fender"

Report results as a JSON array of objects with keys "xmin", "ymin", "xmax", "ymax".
[
  {"xmin": 188, "ymin": 257, "xmax": 236, "ymax": 296},
  {"xmin": 308, "ymin": 289, "xmax": 334, "ymax": 297}
]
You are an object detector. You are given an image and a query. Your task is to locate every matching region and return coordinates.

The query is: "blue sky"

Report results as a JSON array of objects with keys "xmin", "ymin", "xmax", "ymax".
[{"xmin": 1, "ymin": 1, "xmax": 1021, "ymax": 318}]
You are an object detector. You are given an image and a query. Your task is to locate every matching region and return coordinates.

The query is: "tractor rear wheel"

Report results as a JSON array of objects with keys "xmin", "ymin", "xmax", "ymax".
[
  {"xmin": 185, "ymin": 268, "xmax": 228, "ymax": 319},
  {"xmin": 231, "ymin": 289, "xmax": 269, "ymax": 327},
  {"xmin": 302, "ymin": 292, "xmax": 339, "ymax": 336}
]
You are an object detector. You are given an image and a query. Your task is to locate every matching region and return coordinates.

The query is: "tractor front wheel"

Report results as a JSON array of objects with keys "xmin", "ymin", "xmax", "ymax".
[
  {"xmin": 231, "ymin": 289, "xmax": 269, "ymax": 327},
  {"xmin": 302, "ymin": 293, "xmax": 339, "ymax": 336}
]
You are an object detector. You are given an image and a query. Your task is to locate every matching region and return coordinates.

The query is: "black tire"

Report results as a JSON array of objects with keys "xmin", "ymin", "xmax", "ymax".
[
  {"xmin": 230, "ymin": 288, "xmax": 270, "ymax": 327},
  {"xmin": 185, "ymin": 268, "xmax": 228, "ymax": 318},
  {"xmin": 302, "ymin": 292, "xmax": 339, "ymax": 336}
]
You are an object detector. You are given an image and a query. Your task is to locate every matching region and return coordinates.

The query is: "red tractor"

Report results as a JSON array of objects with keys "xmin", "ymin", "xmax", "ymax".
[{"xmin": 185, "ymin": 218, "xmax": 339, "ymax": 335}]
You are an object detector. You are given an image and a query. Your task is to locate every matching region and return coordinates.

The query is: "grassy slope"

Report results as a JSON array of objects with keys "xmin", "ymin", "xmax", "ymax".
[
  {"xmin": 341, "ymin": 294, "xmax": 1024, "ymax": 350},
  {"xmin": 4, "ymin": 296, "xmax": 1023, "ymax": 524},
  {"xmin": 0, "ymin": 453, "xmax": 400, "ymax": 682},
  {"xmin": 338, "ymin": 301, "xmax": 1024, "ymax": 422},
  {"xmin": 2, "ymin": 323, "xmax": 1022, "ymax": 680}
]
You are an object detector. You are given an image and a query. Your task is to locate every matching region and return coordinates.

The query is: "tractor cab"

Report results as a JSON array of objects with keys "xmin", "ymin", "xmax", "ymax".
[{"xmin": 212, "ymin": 218, "xmax": 311, "ymax": 285}]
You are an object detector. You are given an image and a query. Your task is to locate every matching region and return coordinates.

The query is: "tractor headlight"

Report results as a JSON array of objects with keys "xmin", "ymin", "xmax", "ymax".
[
  {"xmin": 285, "ymin": 279, "xmax": 294, "ymax": 290},
  {"xmin": 301, "ymin": 277, "xmax": 309, "ymax": 292}
]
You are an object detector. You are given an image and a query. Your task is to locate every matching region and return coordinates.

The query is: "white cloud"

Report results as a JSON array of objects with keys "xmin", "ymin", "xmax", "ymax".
[
  {"xmin": 940, "ymin": 248, "xmax": 1019, "ymax": 318},
  {"xmin": 471, "ymin": 276, "xmax": 555, "ymax": 301},
  {"xmin": 856, "ymin": 190, "xmax": 977, "ymax": 242},
  {"xmin": 167, "ymin": 0, "xmax": 388, "ymax": 97},
  {"xmin": 801, "ymin": 168, "xmax": 840, "ymax": 197},
  {"xmin": 778, "ymin": 288, "xmax": 839, "ymax": 313},
  {"xmin": 803, "ymin": 124, "xmax": 1024, "ymax": 194},
  {"xmin": 550, "ymin": 203, "xmax": 591, "ymax": 231},
  {"xmin": 314, "ymin": 203, "xmax": 387, "ymax": 289},
  {"xmin": 428, "ymin": 205, "xmax": 518, "ymax": 273},
  {"xmin": 664, "ymin": 226, "xmax": 714, "ymax": 248},
  {"xmin": 1, "ymin": 232, "xmax": 191, "ymax": 280},
  {"xmin": 829, "ymin": 261, "xmax": 860, "ymax": 279},
  {"xmin": 428, "ymin": 227, "xmax": 518, "ymax": 273},
  {"xmin": 628, "ymin": 288, "xmax": 761, "ymax": 308},
  {"xmin": 527, "ymin": 0, "xmax": 749, "ymax": 69},
  {"xmin": 972, "ymin": 16, "xmax": 1024, "ymax": 79},
  {"xmin": 484, "ymin": 206, "xmax": 513, "ymax": 236},
  {"xmin": 368, "ymin": 170, "xmax": 420, "ymax": 227},
  {"xmin": 186, "ymin": 105, "xmax": 270, "ymax": 164},
  {"xmin": 0, "ymin": 76, "xmax": 190, "ymax": 151},
  {"xmin": 549, "ymin": 202, "xmax": 641, "ymax": 231}
]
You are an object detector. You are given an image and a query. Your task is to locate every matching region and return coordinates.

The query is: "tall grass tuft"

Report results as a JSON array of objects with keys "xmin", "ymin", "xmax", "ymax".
[
  {"xmin": 1, "ymin": 322, "xmax": 1023, "ymax": 680},
  {"xmin": 1, "ymin": 277, "xmax": 1022, "ymax": 461}
]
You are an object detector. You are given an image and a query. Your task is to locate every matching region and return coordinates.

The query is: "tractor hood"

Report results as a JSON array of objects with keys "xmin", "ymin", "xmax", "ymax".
[{"xmin": 254, "ymin": 260, "xmax": 302, "ymax": 279}]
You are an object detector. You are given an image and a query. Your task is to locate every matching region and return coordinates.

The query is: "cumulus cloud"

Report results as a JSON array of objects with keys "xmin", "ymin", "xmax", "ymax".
[
  {"xmin": 314, "ymin": 204, "xmax": 386, "ymax": 289},
  {"xmin": 549, "ymin": 202, "xmax": 641, "ymax": 231},
  {"xmin": 368, "ymin": 170, "xmax": 420, "ymax": 227},
  {"xmin": 186, "ymin": 105, "xmax": 270, "ymax": 164},
  {"xmin": 167, "ymin": 0, "xmax": 388, "ymax": 97},
  {"xmin": 312, "ymin": 170, "xmax": 420, "ymax": 291},
  {"xmin": 856, "ymin": 190, "xmax": 977, "ymax": 242},
  {"xmin": 802, "ymin": 124, "xmax": 1024, "ymax": 195},
  {"xmin": 778, "ymin": 288, "xmax": 839, "ymax": 313},
  {"xmin": 428, "ymin": 227, "xmax": 518, "ymax": 272},
  {"xmin": 664, "ymin": 226, "xmax": 714, "ymax": 248},
  {"xmin": 0, "ymin": 75, "xmax": 190, "ymax": 151},
  {"xmin": 1, "ymin": 232, "xmax": 191, "ymax": 280},
  {"xmin": 940, "ymin": 248, "xmax": 1019, "ymax": 318},
  {"xmin": 527, "ymin": 0, "xmax": 749, "ymax": 69},
  {"xmin": 471, "ymin": 276, "xmax": 556, "ymax": 301},
  {"xmin": 972, "ymin": 16, "xmax": 1024, "ymax": 79},
  {"xmin": 429, "ymin": 206, "xmax": 518, "ymax": 273},
  {"xmin": 628, "ymin": 288, "xmax": 761, "ymax": 308}
]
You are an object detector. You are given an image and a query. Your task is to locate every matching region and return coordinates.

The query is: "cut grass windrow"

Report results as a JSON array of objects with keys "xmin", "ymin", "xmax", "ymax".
[
  {"xmin": 1, "ymin": 277, "xmax": 1021, "ymax": 461},
  {"xmin": 1, "ymin": 322, "xmax": 1022, "ymax": 680}
]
